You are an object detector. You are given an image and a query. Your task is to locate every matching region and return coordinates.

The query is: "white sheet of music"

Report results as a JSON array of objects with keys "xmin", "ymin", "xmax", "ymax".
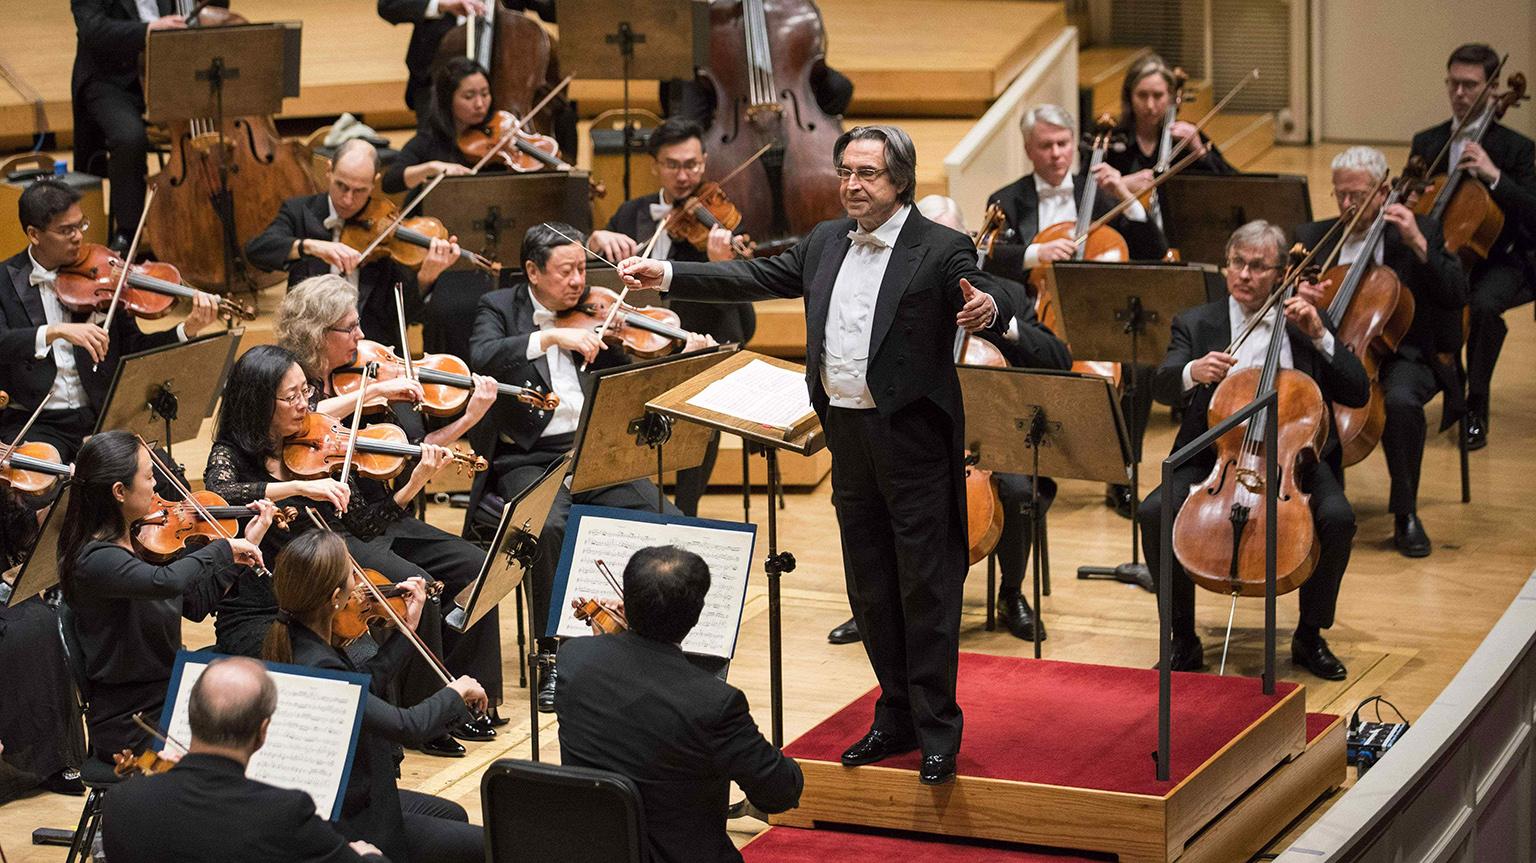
[
  {"xmin": 162, "ymin": 655, "xmax": 367, "ymax": 820},
  {"xmin": 552, "ymin": 509, "xmax": 757, "ymax": 659},
  {"xmin": 685, "ymin": 358, "xmax": 814, "ymax": 430}
]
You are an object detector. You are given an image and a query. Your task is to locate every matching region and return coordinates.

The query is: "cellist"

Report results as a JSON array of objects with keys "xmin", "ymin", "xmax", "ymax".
[
  {"xmin": 1137, "ymin": 221, "xmax": 1368, "ymax": 680},
  {"xmin": 1106, "ymin": 54, "xmax": 1236, "ymax": 199},
  {"xmin": 1408, "ymin": 44, "xmax": 1536, "ymax": 452},
  {"xmin": 1294, "ymin": 147, "xmax": 1466, "ymax": 558},
  {"xmin": 982, "ymin": 104, "xmax": 1167, "ymax": 520}
]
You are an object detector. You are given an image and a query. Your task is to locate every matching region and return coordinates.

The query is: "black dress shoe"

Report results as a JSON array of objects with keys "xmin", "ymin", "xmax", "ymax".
[
  {"xmin": 919, "ymin": 753, "xmax": 957, "ymax": 785},
  {"xmin": 998, "ymin": 593, "xmax": 1045, "ymax": 642},
  {"xmin": 449, "ymin": 718, "xmax": 495, "ymax": 742},
  {"xmin": 1291, "ymin": 634, "xmax": 1347, "ymax": 681},
  {"xmin": 537, "ymin": 656, "xmax": 558, "ymax": 714},
  {"xmin": 1393, "ymin": 513, "xmax": 1431, "ymax": 558},
  {"xmin": 485, "ymin": 707, "xmax": 509, "ymax": 727},
  {"xmin": 1155, "ymin": 634, "xmax": 1205, "ymax": 672},
  {"xmin": 420, "ymin": 734, "xmax": 466, "ymax": 757},
  {"xmin": 840, "ymin": 729, "xmax": 918, "ymax": 766},
  {"xmin": 40, "ymin": 767, "xmax": 84, "ymax": 796},
  {"xmin": 1463, "ymin": 410, "xmax": 1488, "ymax": 451},
  {"xmin": 827, "ymin": 616, "xmax": 861, "ymax": 645},
  {"xmin": 1106, "ymin": 484, "xmax": 1134, "ymax": 520}
]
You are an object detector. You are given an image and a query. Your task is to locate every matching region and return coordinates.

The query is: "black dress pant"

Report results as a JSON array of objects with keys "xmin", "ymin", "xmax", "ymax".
[
  {"xmin": 73, "ymin": 79, "xmax": 149, "ymax": 237},
  {"xmin": 1380, "ymin": 355, "xmax": 1439, "ymax": 515},
  {"xmin": 1465, "ymin": 258, "xmax": 1534, "ymax": 409},
  {"xmin": 399, "ymin": 788, "xmax": 483, "ymax": 863},
  {"xmin": 1138, "ymin": 459, "xmax": 1354, "ymax": 640},
  {"xmin": 993, "ymin": 473, "xmax": 1057, "ymax": 598},
  {"xmin": 822, "ymin": 403, "xmax": 965, "ymax": 756},
  {"xmin": 1, "ymin": 407, "xmax": 95, "ymax": 463}
]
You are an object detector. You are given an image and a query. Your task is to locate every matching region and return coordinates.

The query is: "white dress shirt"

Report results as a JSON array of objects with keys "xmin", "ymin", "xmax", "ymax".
[
  {"xmin": 522, "ymin": 288, "xmax": 584, "ymax": 438},
  {"xmin": 642, "ymin": 190, "xmax": 674, "ymax": 260},
  {"xmin": 322, "ymin": 199, "xmax": 363, "ymax": 289},
  {"xmin": 135, "ymin": 0, "xmax": 163, "ymax": 22},
  {"xmin": 29, "ymin": 251, "xmax": 90, "ymax": 411},
  {"xmin": 1336, "ymin": 231, "xmax": 1384, "ymax": 269},
  {"xmin": 1181, "ymin": 296, "xmax": 1336, "ymax": 391},
  {"xmin": 1022, "ymin": 173, "xmax": 1148, "ymax": 270},
  {"xmin": 818, "ymin": 205, "xmax": 912, "ymax": 409}
]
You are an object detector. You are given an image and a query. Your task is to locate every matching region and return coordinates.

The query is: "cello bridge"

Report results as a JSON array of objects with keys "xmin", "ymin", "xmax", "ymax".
[{"xmin": 1234, "ymin": 468, "xmax": 1265, "ymax": 493}]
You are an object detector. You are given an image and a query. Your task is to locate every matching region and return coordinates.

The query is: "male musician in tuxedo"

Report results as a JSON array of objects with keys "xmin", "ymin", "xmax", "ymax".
[
  {"xmin": 468, "ymin": 222, "xmax": 713, "ymax": 712},
  {"xmin": 377, "ymin": 0, "xmax": 488, "ymax": 131},
  {"xmin": 556, "ymin": 545, "xmax": 802, "ymax": 863},
  {"xmin": 246, "ymin": 140, "xmax": 462, "ymax": 355},
  {"xmin": 0, "ymin": 180, "xmax": 218, "ymax": 461},
  {"xmin": 587, "ymin": 117, "xmax": 757, "ymax": 515},
  {"xmin": 1137, "ymin": 220, "xmax": 1370, "ymax": 680},
  {"xmin": 1409, "ymin": 42, "xmax": 1536, "ymax": 450},
  {"xmin": 70, "ymin": 0, "xmax": 227, "ymax": 247},
  {"xmin": 102, "ymin": 656, "xmax": 390, "ymax": 862},
  {"xmin": 984, "ymin": 104, "xmax": 1168, "ymax": 521},
  {"xmin": 1295, "ymin": 147, "xmax": 1467, "ymax": 558},
  {"xmin": 619, "ymin": 125, "xmax": 1013, "ymax": 784}
]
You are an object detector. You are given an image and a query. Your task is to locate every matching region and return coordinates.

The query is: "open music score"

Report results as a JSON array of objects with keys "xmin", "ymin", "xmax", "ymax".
[{"xmin": 648, "ymin": 350, "xmax": 825, "ymax": 453}]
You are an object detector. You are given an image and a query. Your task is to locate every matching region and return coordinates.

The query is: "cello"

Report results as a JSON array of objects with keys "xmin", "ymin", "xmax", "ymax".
[{"xmin": 696, "ymin": 0, "xmax": 846, "ymax": 244}]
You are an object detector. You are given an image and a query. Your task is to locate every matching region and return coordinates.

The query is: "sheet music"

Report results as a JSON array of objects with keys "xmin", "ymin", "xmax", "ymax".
[
  {"xmin": 162, "ymin": 655, "xmax": 367, "ymax": 820},
  {"xmin": 685, "ymin": 359, "xmax": 813, "ymax": 430},
  {"xmin": 552, "ymin": 508, "xmax": 756, "ymax": 659}
]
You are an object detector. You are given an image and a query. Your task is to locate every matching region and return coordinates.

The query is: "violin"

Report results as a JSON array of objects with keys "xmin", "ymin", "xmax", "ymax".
[
  {"xmin": 0, "ymin": 442, "xmax": 72, "ymax": 496},
  {"xmin": 572, "ymin": 597, "xmax": 627, "ymax": 635},
  {"xmin": 133, "ymin": 491, "xmax": 296, "ymax": 562},
  {"xmin": 331, "ymin": 340, "xmax": 559, "ymax": 416},
  {"xmin": 282, "ymin": 412, "xmax": 488, "ymax": 481},
  {"xmin": 459, "ymin": 109, "xmax": 569, "ymax": 173},
  {"xmin": 113, "ymin": 748, "xmax": 177, "ymax": 777},
  {"xmin": 332, "ymin": 566, "xmax": 445, "ymax": 647},
  {"xmin": 661, "ymin": 182, "xmax": 757, "ymax": 259},
  {"xmin": 53, "ymin": 243, "xmax": 255, "ymax": 321},
  {"xmin": 556, "ymin": 286, "xmax": 698, "ymax": 359},
  {"xmin": 338, "ymin": 196, "xmax": 499, "ymax": 274}
]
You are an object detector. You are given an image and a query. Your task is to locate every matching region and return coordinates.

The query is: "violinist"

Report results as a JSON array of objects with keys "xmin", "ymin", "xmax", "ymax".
[
  {"xmin": 203, "ymin": 344, "xmax": 496, "ymax": 757},
  {"xmin": 469, "ymin": 222, "xmax": 711, "ymax": 712},
  {"xmin": 262, "ymin": 532, "xmax": 485, "ymax": 863},
  {"xmin": 244, "ymin": 140, "xmax": 463, "ymax": 357},
  {"xmin": 982, "ymin": 104, "xmax": 1168, "ymax": 519},
  {"xmin": 1294, "ymin": 147, "xmax": 1467, "ymax": 557},
  {"xmin": 57, "ymin": 430, "xmax": 273, "ymax": 766},
  {"xmin": 586, "ymin": 117, "xmax": 758, "ymax": 515},
  {"xmin": 101, "ymin": 656, "xmax": 391, "ymax": 862},
  {"xmin": 1107, "ymin": 54, "xmax": 1236, "ymax": 200},
  {"xmin": 1136, "ymin": 221, "xmax": 1369, "ymax": 679},
  {"xmin": 380, "ymin": 57, "xmax": 486, "ymax": 195},
  {"xmin": 1409, "ymin": 43, "xmax": 1536, "ymax": 450},
  {"xmin": 0, "ymin": 180, "xmax": 219, "ymax": 460}
]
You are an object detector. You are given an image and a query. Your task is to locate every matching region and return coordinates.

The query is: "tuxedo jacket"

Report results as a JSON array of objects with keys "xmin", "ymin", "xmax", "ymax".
[
  {"xmin": 376, "ymin": 0, "xmax": 456, "ymax": 112},
  {"xmin": 103, "ymin": 753, "xmax": 387, "ymax": 863},
  {"xmin": 0, "ymin": 249, "xmax": 181, "ymax": 416},
  {"xmin": 71, "ymin": 0, "xmax": 228, "ymax": 93},
  {"xmin": 1152, "ymin": 299, "xmax": 1371, "ymax": 476},
  {"xmin": 1409, "ymin": 120, "xmax": 1536, "ymax": 262},
  {"xmin": 983, "ymin": 171, "xmax": 1169, "ymax": 279},
  {"xmin": 245, "ymin": 194, "xmax": 423, "ymax": 351},
  {"xmin": 555, "ymin": 631, "xmax": 802, "ymax": 863}
]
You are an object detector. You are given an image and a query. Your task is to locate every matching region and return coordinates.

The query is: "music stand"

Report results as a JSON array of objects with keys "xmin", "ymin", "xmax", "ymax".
[
  {"xmin": 1046, "ymin": 262, "xmax": 1208, "ymax": 591},
  {"xmin": 958, "ymin": 368, "xmax": 1130, "ymax": 658},
  {"xmin": 1160, "ymin": 174, "xmax": 1313, "ymax": 267},
  {"xmin": 560, "ymin": 0, "xmax": 705, "ymax": 198},
  {"xmin": 144, "ymin": 22, "xmax": 302, "ymax": 294},
  {"xmin": 5, "ymin": 485, "xmax": 70, "ymax": 607},
  {"xmin": 95, "ymin": 330, "xmax": 244, "ymax": 458},
  {"xmin": 424, "ymin": 173, "xmax": 594, "ymax": 271}
]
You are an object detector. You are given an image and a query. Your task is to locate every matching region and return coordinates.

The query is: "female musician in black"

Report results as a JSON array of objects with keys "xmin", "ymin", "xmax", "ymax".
[
  {"xmin": 58, "ymin": 430, "xmax": 272, "ymax": 763},
  {"xmin": 381, "ymin": 57, "xmax": 492, "ymax": 195},
  {"xmin": 1107, "ymin": 54, "xmax": 1235, "ymax": 195},
  {"xmin": 263, "ymin": 530, "xmax": 485, "ymax": 863}
]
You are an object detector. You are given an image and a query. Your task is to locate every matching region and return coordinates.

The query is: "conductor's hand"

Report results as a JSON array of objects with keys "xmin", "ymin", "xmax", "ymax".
[
  {"xmin": 589, "ymin": 230, "xmax": 638, "ymax": 263},
  {"xmin": 448, "ymin": 675, "xmax": 490, "ymax": 715},
  {"xmin": 956, "ymin": 278, "xmax": 997, "ymax": 331},
  {"xmin": 1284, "ymin": 295, "xmax": 1326, "ymax": 340},
  {"xmin": 243, "ymin": 499, "xmax": 278, "ymax": 546},
  {"xmin": 1035, "ymin": 238, "xmax": 1077, "ymax": 264},
  {"xmin": 306, "ymin": 240, "xmax": 363, "ymax": 275},
  {"xmin": 683, "ymin": 332, "xmax": 718, "ymax": 352},
  {"xmin": 1189, "ymin": 351, "xmax": 1237, "ymax": 385},
  {"xmin": 617, "ymin": 257, "xmax": 667, "ymax": 291},
  {"xmin": 1296, "ymin": 276, "xmax": 1331, "ymax": 309},
  {"xmin": 49, "ymin": 322, "xmax": 111, "ymax": 364},
  {"xmin": 397, "ymin": 576, "xmax": 428, "ymax": 630},
  {"xmin": 147, "ymin": 14, "xmax": 186, "ymax": 31},
  {"xmin": 183, "ymin": 290, "xmax": 220, "ymax": 338},
  {"xmin": 545, "ymin": 327, "xmax": 605, "ymax": 364}
]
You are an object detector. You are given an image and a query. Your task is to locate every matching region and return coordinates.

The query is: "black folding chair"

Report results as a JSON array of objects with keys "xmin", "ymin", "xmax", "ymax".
[{"xmin": 482, "ymin": 759, "xmax": 646, "ymax": 863}]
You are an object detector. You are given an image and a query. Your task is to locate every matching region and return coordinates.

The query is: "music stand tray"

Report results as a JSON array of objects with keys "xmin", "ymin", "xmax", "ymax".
[
  {"xmin": 424, "ymin": 172, "xmax": 595, "ymax": 272},
  {"xmin": 6, "ymin": 485, "xmax": 70, "ymax": 607},
  {"xmin": 645, "ymin": 350, "xmax": 825, "ymax": 455},
  {"xmin": 445, "ymin": 454, "xmax": 569, "ymax": 633},
  {"xmin": 95, "ymin": 329, "xmax": 244, "ymax": 452},
  {"xmin": 1159, "ymin": 173, "xmax": 1313, "ymax": 268}
]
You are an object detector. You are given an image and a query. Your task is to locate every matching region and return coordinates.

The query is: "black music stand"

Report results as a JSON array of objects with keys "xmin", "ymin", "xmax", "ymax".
[
  {"xmin": 957, "ymin": 367, "xmax": 1131, "ymax": 658},
  {"xmin": 96, "ymin": 330, "xmax": 244, "ymax": 459},
  {"xmin": 1047, "ymin": 262, "xmax": 1208, "ymax": 591},
  {"xmin": 144, "ymin": 22, "xmax": 301, "ymax": 294},
  {"xmin": 1159, "ymin": 173, "xmax": 1313, "ymax": 267},
  {"xmin": 424, "ymin": 172, "xmax": 594, "ymax": 271},
  {"xmin": 560, "ymin": 0, "xmax": 705, "ymax": 198}
]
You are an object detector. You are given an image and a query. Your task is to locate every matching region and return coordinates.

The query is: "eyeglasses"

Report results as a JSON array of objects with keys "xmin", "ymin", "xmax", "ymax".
[
  {"xmin": 276, "ymin": 384, "xmax": 315, "ymax": 407},
  {"xmin": 1224, "ymin": 258, "xmax": 1280, "ymax": 275},
  {"xmin": 326, "ymin": 321, "xmax": 362, "ymax": 335},
  {"xmin": 46, "ymin": 219, "xmax": 90, "ymax": 238},
  {"xmin": 659, "ymin": 159, "xmax": 704, "ymax": 173},
  {"xmin": 835, "ymin": 167, "xmax": 888, "ymax": 183},
  {"xmin": 1332, "ymin": 188, "xmax": 1374, "ymax": 206},
  {"xmin": 1444, "ymin": 77, "xmax": 1487, "ymax": 93}
]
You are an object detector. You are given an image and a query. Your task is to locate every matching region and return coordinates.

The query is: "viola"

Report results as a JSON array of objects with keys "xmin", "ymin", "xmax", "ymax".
[
  {"xmin": 53, "ymin": 243, "xmax": 255, "ymax": 321},
  {"xmin": 331, "ymin": 340, "xmax": 559, "ymax": 416},
  {"xmin": 332, "ymin": 567, "xmax": 445, "ymax": 647},
  {"xmin": 662, "ymin": 182, "xmax": 757, "ymax": 259},
  {"xmin": 0, "ymin": 442, "xmax": 72, "ymax": 496},
  {"xmin": 282, "ymin": 412, "xmax": 487, "ymax": 481},
  {"xmin": 338, "ymin": 196, "xmax": 499, "ymax": 274},
  {"xmin": 556, "ymin": 286, "xmax": 697, "ymax": 359},
  {"xmin": 459, "ymin": 109, "xmax": 569, "ymax": 173},
  {"xmin": 572, "ymin": 597, "xmax": 627, "ymax": 635},
  {"xmin": 133, "ymin": 491, "xmax": 295, "ymax": 562}
]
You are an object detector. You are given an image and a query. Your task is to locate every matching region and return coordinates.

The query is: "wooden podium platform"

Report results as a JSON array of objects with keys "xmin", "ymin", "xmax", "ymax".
[{"xmin": 771, "ymin": 655, "xmax": 1345, "ymax": 862}]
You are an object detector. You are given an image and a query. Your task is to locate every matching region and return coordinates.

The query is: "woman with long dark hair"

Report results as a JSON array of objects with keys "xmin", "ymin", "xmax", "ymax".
[
  {"xmin": 57, "ymin": 430, "xmax": 272, "ymax": 763},
  {"xmin": 262, "ymin": 531, "xmax": 485, "ymax": 863},
  {"xmin": 381, "ymin": 57, "xmax": 491, "ymax": 194}
]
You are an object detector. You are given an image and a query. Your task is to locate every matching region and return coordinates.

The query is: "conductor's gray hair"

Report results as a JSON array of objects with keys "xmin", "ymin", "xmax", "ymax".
[
  {"xmin": 834, "ymin": 125, "xmax": 918, "ymax": 205},
  {"xmin": 1330, "ymin": 146, "xmax": 1389, "ymax": 184},
  {"xmin": 1225, "ymin": 220, "xmax": 1288, "ymax": 267},
  {"xmin": 1020, "ymin": 104, "xmax": 1077, "ymax": 140}
]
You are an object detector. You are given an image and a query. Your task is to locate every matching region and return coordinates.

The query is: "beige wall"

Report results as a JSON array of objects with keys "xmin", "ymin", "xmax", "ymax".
[{"xmin": 1317, "ymin": 0, "xmax": 1536, "ymax": 144}]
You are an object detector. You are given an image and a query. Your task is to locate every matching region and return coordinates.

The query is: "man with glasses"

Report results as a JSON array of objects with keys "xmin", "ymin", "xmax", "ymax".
[
  {"xmin": 586, "ymin": 117, "xmax": 756, "ymax": 516},
  {"xmin": 0, "ymin": 179, "xmax": 218, "ymax": 460},
  {"xmin": 1408, "ymin": 43, "xmax": 1536, "ymax": 451},
  {"xmin": 1294, "ymin": 147, "xmax": 1466, "ymax": 558},
  {"xmin": 1136, "ymin": 220, "xmax": 1369, "ymax": 680},
  {"xmin": 246, "ymin": 139, "xmax": 463, "ymax": 356}
]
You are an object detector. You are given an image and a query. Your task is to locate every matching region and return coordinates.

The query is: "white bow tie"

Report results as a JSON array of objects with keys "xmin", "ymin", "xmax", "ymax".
[
  {"xmin": 648, "ymin": 202, "xmax": 673, "ymax": 222},
  {"xmin": 323, "ymin": 215, "xmax": 344, "ymax": 232},
  {"xmin": 1040, "ymin": 185, "xmax": 1072, "ymax": 200},
  {"xmin": 532, "ymin": 309, "xmax": 557, "ymax": 328},
  {"xmin": 847, "ymin": 229, "xmax": 888, "ymax": 251},
  {"xmin": 29, "ymin": 269, "xmax": 55, "ymax": 288}
]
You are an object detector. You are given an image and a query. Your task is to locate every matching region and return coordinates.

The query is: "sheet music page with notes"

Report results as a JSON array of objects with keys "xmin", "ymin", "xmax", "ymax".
[
  {"xmin": 685, "ymin": 358, "xmax": 814, "ymax": 431},
  {"xmin": 550, "ymin": 506, "xmax": 757, "ymax": 659},
  {"xmin": 159, "ymin": 652, "xmax": 368, "ymax": 820}
]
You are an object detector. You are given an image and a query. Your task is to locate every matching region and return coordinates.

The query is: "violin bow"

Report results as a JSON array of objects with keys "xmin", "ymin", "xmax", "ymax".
[
  {"xmin": 1224, "ymin": 224, "xmax": 1349, "ymax": 357},
  {"xmin": 1423, "ymin": 53, "xmax": 1509, "ymax": 177},
  {"xmin": 539, "ymin": 222, "xmax": 633, "ymax": 371},
  {"xmin": 642, "ymin": 141, "xmax": 775, "ymax": 259},
  {"xmin": 131, "ymin": 711, "xmax": 190, "ymax": 755},
  {"xmin": 391, "ymin": 282, "xmax": 422, "ymax": 413},
  {"xmin": 1312, "ymin": 175, "xmax": 1390, "ymax": 275},
  {"xmin": 338, "ymin": 362, "xmax": 376, "ymax": 487},
  {"xmin": 594, "ymin": 559, "xmax": 629, "ymax": 627},
  {"xmin": 137, "ymin": 436, "xmax": 273, "ymax": 579},
  {"xmin": 1163, "ymin": 68, "xmax": 1261, "ymax": 165},
  {"xmin": 96, "ymin": 184, "xmax": 157, "ymax": 370},
  {"xmin": 0, "ymin": 397, "xmax": 50, "ymax": 469}
]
